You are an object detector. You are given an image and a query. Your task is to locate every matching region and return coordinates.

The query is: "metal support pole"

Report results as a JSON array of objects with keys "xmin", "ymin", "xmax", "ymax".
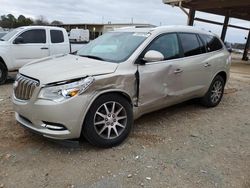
[
  {"xmin": 187, "ymin": 9, "xmax": 195, "ymax": 26},
  {"xmin": 221, "ymin": 15, "xmax": 229, "ymax": 42},
  {"xmin": 242, "ymin": 30, "xmax": 250, "ymax": 61}
]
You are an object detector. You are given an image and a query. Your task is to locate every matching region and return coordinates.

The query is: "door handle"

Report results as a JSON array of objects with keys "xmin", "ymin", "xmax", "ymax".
[
  {"xmin": 41, "ymin": 47, "xmax": 49, "ymax": 50},
  {"xmin": 174, "ymin": 69, "xmax": 183, "ymax": 74},
  {"xmin": 204, "ymin": 63, "xmax": 211, "ymax": 67}
]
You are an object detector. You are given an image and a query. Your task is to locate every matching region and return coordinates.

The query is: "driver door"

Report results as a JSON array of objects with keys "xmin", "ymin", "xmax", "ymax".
[
  {"xmin": 138, "ymin": 33, "xmax": 185, "ymax": 112},
  {"xmin": 11, "ymin": 29, "xmax": 49, "ymax": 68}
]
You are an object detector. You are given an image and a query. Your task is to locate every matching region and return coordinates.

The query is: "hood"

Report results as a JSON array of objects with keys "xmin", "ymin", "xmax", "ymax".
[
  {"xmin": 0, "ymin": 41, "xmax": 10, "ymax": 54},
  {"xmin": 0, "ymin": 41, "xmax": 9, "ymax": 46},
  {"xmin": 19, "ymin": 54, "xmax": 118, "ymax": 84}
]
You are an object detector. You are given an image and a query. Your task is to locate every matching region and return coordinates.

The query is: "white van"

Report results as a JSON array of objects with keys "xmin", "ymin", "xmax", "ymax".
[{"xmin": 69, "ymin": 29, "xmax": 90, "ymax": 43}]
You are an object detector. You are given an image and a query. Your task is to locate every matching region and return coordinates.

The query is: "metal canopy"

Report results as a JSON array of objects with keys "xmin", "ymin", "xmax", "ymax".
[
  {"xmin": 163, "ymin": 0, "xmax": 250, "ymax": 21},
  {"xmin": 163, "ymin": 0, "xmax": 250, "ymax": 61}
]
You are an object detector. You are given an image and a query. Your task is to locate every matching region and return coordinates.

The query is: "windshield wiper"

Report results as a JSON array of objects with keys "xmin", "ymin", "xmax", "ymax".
[{"xmin": 79, "ymin": 55, "xmax": 104, "ymax": 61}]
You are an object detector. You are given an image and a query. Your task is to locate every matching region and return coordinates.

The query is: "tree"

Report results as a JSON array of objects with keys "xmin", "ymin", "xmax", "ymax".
[
  {"xmin": 24, "ymin": 18, "xmax": 33, "ymax": 26},
  {"xmin": 17, "ymin": 15, "xmax": 26, "ymax": 22},
  {"xmin": 0, "ymin": 14, "xmax": 34, "ymax": 28},
  {"xmin": 17, "ymin": 15, "xmax": 33, "ymax": 27},
  {"xmin": 7, "ymin": 14, "xmax": 16, "ymax": 27},
  {"xmin": 17, "ymin": 15, "xmax": 26, "ymax": 27},
  {"xmin": 0, "ymin": 14, "xmax": 15, "ymax": 28},
  {"xmin": 51, "ymin": 20, "xmax": 63, "ymax": 25},
  {"xmin": 34, "ymin": 15, "xmax": 49, "ymax": 25}
]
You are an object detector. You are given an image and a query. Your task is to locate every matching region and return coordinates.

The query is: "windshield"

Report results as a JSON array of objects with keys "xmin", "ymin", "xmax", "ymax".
[
  {"xmin": 2, "ymin": 28, "xmax": 21, "ymax": 41},
  {"xmin": 77, "ymin": 32, "xmax": 149, "ymax": 63},
  {"xmin": 0, "ymin": 32, "xmax": 7, "ymax": 39}
]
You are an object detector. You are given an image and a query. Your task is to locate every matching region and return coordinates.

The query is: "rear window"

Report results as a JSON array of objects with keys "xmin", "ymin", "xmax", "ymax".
[
  {"xmin": 199, "ymin": 34, "xmax": 223, "ymax": 52},
  {"xmin": 178, "ymin": 33, "xmax": 203, "ymax": 57},
  {"xmin": 50, "ymin": 30, "xmax": 64, "ymax": 43},
  {"xmin": 197, "ymin": 35, "xmax": 207, "ymax": 54}
]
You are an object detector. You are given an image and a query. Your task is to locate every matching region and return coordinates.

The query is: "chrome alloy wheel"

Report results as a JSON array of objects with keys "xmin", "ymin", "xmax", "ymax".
[
  {"xmin": 94, "ymin": 101, "xmax": 127, "ymax": 139},
  {"xmin": 211, "ymin": 80, "xmax": 223, "ymax": 104}
]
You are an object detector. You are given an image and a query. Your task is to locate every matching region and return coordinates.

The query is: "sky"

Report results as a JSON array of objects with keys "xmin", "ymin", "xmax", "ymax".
[{"xmin": 0, "ymin": 0, "xmax": 250, "ymax": 43}]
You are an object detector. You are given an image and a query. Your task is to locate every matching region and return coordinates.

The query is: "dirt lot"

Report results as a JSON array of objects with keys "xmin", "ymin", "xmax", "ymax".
[{"xmin": 0, "ymin": 58, "xmax": 250, "ymax": 188}]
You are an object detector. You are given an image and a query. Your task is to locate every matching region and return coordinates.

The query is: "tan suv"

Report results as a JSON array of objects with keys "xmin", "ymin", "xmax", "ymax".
[{"xmin": 12, "ymin": 26, "xmax": 231, "ymax": 147}]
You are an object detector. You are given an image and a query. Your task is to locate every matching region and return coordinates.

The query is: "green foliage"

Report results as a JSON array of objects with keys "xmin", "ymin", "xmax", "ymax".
[
  {"xmin": 33, "ymin": 15, "xmax": 49, "ymax": 26},
  {"xmin": 0, "ymin": 14, "xmax": 34, "ymax": 28},
  {"xmin": 51, "ymin": 20, "xmax": 63, "ymax": 25},
  {"xmin": 0, "ymin": 14, "xmax": 64, "ymax": 28}
]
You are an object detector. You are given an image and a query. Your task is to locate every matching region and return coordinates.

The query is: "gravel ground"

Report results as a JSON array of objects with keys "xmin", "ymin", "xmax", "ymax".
[{"xmin": 0, "ymin": 59, "xmax": 250, "ymax": 188}]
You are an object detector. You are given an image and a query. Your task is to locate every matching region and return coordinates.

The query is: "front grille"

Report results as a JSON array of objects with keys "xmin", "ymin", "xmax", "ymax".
[{"xmin": 14, "ymin": 74, "xmax": 39, "ymax": 100}]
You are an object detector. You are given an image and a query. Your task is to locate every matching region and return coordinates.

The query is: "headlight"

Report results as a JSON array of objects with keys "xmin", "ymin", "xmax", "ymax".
[{"xmin": 38, "ymin": 77, "xmax": 94, "ymax": 102}]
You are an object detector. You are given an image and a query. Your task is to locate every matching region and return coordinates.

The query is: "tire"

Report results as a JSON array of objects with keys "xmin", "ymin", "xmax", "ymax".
[
  {"xmin": 201, "ymin": 75, "xmax": 225, "ymax": 107},
  {"xmin": 82, "ymin": 93, "xmax": 133, "ymax": 148},
  {"xmin": 0, "ymin": 62, "xmax": 7, "ymax": 85}
]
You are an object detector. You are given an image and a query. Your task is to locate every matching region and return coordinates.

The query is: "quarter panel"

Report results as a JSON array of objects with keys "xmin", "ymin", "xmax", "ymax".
[{"xmin": 205, "ymin": 49, "xmax": 231, "ymax": 90}]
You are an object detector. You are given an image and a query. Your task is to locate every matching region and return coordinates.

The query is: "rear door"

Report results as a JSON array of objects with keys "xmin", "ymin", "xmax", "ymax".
[
  {"xmin": 12, "ymin": 29, "xmax": 49, "ymax": 68},
  {"xmin": 176, "ymin": 33, "xmax": 211, "ymax": 97},
  {"xmin": 49, "ymin": 29, "xmax": 70, "ymax": 55},
  {"xmin": 199, "ymin": 34, "xmax": 226, "ymax": 82}
]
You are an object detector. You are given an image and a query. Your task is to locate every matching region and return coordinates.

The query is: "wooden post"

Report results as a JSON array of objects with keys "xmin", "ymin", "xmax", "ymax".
[
  {"xmin": 221, "ymin": 15, "xmax": 229, "ymax": 42},
  {"xmin": 187, "ymin": 9, "xmax": 195, "ymax": 26},
  {"xmin": 242, "ymin": 30, "xmax": 250, "ymax": 61}
]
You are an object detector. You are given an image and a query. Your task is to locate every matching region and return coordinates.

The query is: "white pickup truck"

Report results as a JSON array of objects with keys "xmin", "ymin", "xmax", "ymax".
[{"xmin": 0, "ymin": 26, "xmax": 70, "ymax": 84}]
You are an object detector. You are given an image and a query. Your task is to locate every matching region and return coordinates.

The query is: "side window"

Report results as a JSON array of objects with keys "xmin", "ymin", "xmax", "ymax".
[
  {"xmin": 50, "ymin": 30, "xmax": 64, "ymax": 43},
  {"xmin": 197, "ymin": 35, "xmax": 207, "ymax": 54},
  {"xmin": 146, "ymin": 33, "xmax": 181, "ymax": 60},
  {"xmin": 18, "ymin": 29, "xmax": 46, "ymax": 43},
  {"xmin": 178, "ymin": 33, "xmax": 202, "ymax": 57},
  {"xmin": 199, "ymin": 34, "xmax": 223, "ymax": 52}
]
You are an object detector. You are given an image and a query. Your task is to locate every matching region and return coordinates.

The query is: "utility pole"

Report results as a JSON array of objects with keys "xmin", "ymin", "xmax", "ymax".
[{"xmin": 102, "ymin": 16, "xmax": 104, "ymax": 24}]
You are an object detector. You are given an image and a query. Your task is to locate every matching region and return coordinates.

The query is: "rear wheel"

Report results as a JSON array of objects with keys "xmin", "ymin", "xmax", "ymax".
[
  {"xmin": 201, "ymin": 75, "xmax": 225, "ymax": 107},
  {"xmin": 0, "ymin": 62, "xmax": 7, "ymax": 85},
  {"xmin": 82, "ymin": 93, "xmax": 133, "ymax": 148}
]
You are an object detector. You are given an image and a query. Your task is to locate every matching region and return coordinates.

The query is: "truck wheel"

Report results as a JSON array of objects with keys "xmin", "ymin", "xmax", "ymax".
[
  {"xmin": 200, "ymin": 75, "xmax": 225, "ymax": 107},
  {"xmin": 82, "ymin": 93, "xmax": 133, "ymax": 148},
  {"xmin": 0, "ymin": 62, "xmax": 7, "ymax": 85}
]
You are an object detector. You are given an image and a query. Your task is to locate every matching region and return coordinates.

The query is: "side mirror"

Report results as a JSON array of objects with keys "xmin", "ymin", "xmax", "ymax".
[
  {"xmin": 70, "ymin": 51, "xmax": 77, "ymax": 55},
  {"xmin": 14, "ymin": 36, "xmax": 24, "ymax": 44},
  {"xmin": 227, "ymin": 48, "xmax": 233, "ymax": 53},
  {"xmin": 143, "ymin": 50, "xmax": 164, "ymax": 63}
]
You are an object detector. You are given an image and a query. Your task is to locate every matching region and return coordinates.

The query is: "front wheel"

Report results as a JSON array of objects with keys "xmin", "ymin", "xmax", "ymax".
[
  {"xmin": 0, "ymin": 62, "xmax": 7, "ymax": 85},
  {"xmin": 200, "ymin": 75, "xmax": 225, "ymax": 107},
  {"xmin": 82, "ymin": 93, "xmax": 133, "ymax": 148}
]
